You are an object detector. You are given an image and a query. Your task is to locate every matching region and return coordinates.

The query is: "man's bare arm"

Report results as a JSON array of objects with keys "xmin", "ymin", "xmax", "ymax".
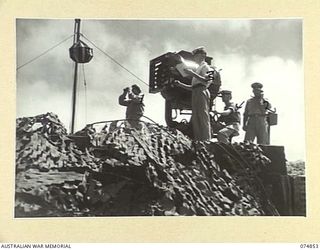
[{"xmin": 174, "ymin": 80, "xmax": 192, "ymax": 90}]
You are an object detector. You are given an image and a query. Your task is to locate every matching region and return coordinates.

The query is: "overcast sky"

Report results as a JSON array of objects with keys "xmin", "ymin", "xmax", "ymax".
[{"xmin": 16, "ymin": 19, "xmax": 304, "ymax": 161}]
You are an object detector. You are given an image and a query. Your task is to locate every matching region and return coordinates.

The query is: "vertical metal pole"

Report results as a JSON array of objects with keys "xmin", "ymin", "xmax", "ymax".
[
  {"xmin": 71, "ymin": 19, "xmax": 81, "ymax": 134},
  {"xmin": 267, "ymin": 123, "xmax": 271, "ymax": 145}
]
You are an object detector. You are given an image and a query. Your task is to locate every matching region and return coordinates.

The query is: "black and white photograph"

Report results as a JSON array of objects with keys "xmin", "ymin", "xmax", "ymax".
[{"xmin": 15, "ymin": 18, "xmax": 305, "ymax": 217}]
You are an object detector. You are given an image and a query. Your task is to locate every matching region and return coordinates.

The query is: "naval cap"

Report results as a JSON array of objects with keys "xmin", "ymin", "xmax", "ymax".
[
  {"xmin": 219, "ymin": 90, "xmax": 232, "ymax": 95},
  {"xmin": 251, "ymin": 82, "xmax": 263, "ymax": 89},
  {"xmin": 131, "ymin": 84, "xmax": 141, "ymax": 92},
  {"xmin": 192, "ymin": 46, "xmax": 207, "ymax": 55}
]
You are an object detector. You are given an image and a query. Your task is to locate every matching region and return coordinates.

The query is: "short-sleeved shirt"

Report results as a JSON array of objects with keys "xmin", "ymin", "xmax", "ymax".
[
  {"xmin": 118, "ymin": 93, "xmax": 145, "ymax": 119},
  {"xmin": 191, "ymin": 61, "xmax": 211, "ymax": 87},
  {"xmin": 218, "ymin": 102, "xmax": 241, "ymax": 125},
  {"xmin": 244, "ymin": 97, "xmax": 271, "ymax": 116}
]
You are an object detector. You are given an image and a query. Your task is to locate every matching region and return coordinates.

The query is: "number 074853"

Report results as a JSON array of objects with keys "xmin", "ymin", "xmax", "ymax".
[{"xmin": 300, "ymin": 244, "xmax": 319, "ymax": 248}]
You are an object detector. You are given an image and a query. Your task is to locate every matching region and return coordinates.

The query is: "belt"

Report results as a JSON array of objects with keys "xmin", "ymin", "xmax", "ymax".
[
  {"xmin": 192, "ymin": 84, "xmax": 206, "ymax": 89},
  {"xmin": 225, "ymin": 121, "xmax": 240, "ymax": 125},
  {"xmin": 249, "ymin": 114, "xmax": 267, "ymax": 117}
]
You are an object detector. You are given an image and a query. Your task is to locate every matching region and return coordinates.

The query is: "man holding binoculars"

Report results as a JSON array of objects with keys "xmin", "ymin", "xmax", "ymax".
[{"xmin": 118, "ymin": 84, "xmax": 145, "ymax": 129}]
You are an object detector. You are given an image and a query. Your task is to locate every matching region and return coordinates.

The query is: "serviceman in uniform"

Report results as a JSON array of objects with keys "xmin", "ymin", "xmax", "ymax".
[
  {"xmin": 243, "ymin": 82, "xmax": 272, "ymax": 144},
  {"xmin": 174, "ymin": 46, "xmax": 212, "ymax": 143},
  {"xmin": 213, "ymin": 90, "xmax": 240, "ymax": 143},
  {"xmin": 118, "ymin": 84, "xmax": 145, "ymax": 129}
]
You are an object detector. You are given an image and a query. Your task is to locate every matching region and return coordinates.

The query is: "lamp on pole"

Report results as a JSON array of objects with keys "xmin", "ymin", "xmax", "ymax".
[
  {"xmin": 70, "ymin": 19, "xmax": 81, "ymax": 134},
  {"xmin": 69, "ymin": 19, "xmax": 93, "ymax": 133}
]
